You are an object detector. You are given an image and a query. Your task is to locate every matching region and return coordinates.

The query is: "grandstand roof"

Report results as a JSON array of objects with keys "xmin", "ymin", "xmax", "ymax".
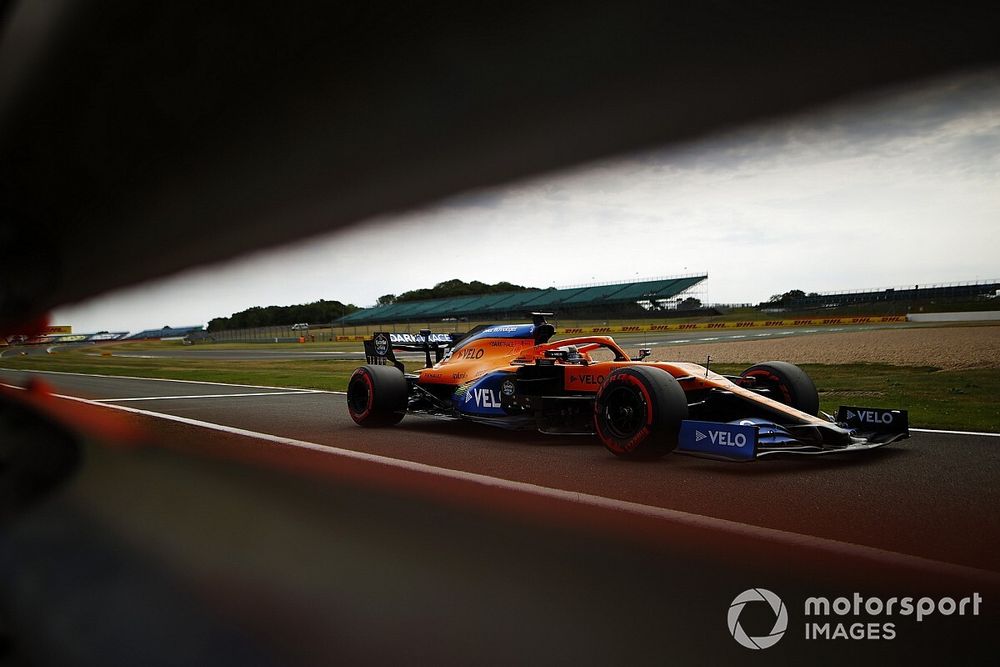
[
  {"xmin": 338, "ymin": 275, "xmax": 707, "ymax": 325},
  {"xmin": 125, "ymin": 325, "xmax": 204, "ymax": 340}
]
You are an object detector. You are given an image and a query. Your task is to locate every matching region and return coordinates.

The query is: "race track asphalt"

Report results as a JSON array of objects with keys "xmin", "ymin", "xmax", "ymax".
[{"xmin": 2, "ymin": 367, "xmax": 998, "ymax": 573}]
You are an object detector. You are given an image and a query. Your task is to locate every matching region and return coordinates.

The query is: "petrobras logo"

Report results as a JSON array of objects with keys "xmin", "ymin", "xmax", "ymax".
[
  {"xmin": 373, "ymin": 333, "xmax": 390, "ymax": 356},
  {"xmin": 728, "ymin": 589, "xmax": 788, "ymax": 650}
]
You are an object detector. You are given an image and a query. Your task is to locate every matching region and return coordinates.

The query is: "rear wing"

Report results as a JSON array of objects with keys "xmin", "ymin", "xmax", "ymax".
[{"xmin": 364, "ymin": 330, "xmax": 467, "ymax": 370}]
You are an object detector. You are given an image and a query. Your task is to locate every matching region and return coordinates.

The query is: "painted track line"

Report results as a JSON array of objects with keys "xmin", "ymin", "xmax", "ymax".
[
  {"xmin": 0, "ymin": 367, "xmax": 343, "ymax": 394},
  {"xmin": 912, "ymin": 427, "xmax": 1000, "ymax": 438},
  {"xmin": 37, "ymin": 388, "xmax": 1000, "ymax": 585},
  {"xmin": 100, "ymin": 351, "xmax": 363, "ymax": 358},
  {"xmin": 94, "ymin": 390, "xmax": 323, "ymax": 403}
]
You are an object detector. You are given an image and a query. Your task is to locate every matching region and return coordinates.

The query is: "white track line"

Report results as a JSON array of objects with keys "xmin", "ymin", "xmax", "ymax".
[
  {"xmin": 94, "ymin": 390, "xmax": 323, "ymax": 403},
  {"xmin": 102, "ymin": 351, "xmax": 361, "ymax": 358},
  {"xmin": 97, "ymin": 354, "xmax": 161, "ymax": 359},
  {"xmin": 29, "ymin": 388, "xmax": 1000, "ymax": 584},
  {"xmin": 0, "ymin": 367, "xmax": 342, "ymax": 394},
  {"xmin": 912, "ymin": 427, "xmax": 1000, "ymax": 438}
]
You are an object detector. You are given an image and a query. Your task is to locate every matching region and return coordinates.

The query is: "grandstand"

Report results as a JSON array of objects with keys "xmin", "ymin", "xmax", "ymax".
[
  {"xmin": 124, "ymin": 325, "xmax": 204, "ymax": 340},
  {"xmin": 784, "ymin": 280, "xmax": 1000, "ymax": 310},
  {"xmin": 338, "ymin": 275, "xmax": 707, "ymax": 326}
]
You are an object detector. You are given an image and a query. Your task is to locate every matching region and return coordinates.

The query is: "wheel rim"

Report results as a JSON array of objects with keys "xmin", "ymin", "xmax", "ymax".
[
  {"xmin": 348, "ymin": 375, "xmax": 371, "ymax": 415},
  {"xmin": 601, "ymin": 385, "xmax": 646, "ymax": 439}
]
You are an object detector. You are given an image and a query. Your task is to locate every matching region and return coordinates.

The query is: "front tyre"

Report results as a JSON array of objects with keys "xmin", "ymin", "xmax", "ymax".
[
  {"xmin": 347, "ymin": 365, "xmax": 408, "ymax": 426},
  {"xmin": 594, "ymin": 366, "xmax": 688, "ymax": 460},
  {"xmin": 740, "ymin": 361, "xmax": 819, "ymax": 416}
]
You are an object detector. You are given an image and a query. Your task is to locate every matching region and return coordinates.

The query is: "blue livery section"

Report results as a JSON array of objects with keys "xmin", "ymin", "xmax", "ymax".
[
  {"xmin": 677, "ymin": 420, "xmax": 758, "ymax": 461},
  {"xmin": 453, "ymin": 324, "xmax": 536, "ymax": 351},
  {"xmin": 453, "ymin": 371, "xmax": 516, "ymax": 417},
  {"xmin": 730, "ymin": 418, "xmax": 799, "ymax": 446},
  {"xmin": 836, "ymin": 406, "xmax": 909, "ymax": 435}
]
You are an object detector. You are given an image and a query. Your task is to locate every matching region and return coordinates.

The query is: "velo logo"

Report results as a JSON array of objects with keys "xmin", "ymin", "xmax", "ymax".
[{"xmin": 728, "ymin": 588, "xmax": 788, "ymax": 650}]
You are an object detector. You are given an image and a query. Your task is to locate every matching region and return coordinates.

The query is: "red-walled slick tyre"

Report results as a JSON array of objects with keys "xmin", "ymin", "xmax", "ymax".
[
  {"xmin": 347, "ymin": 365, "xmax": 408, "ymax": 426},
  {"xmin": 740, "ymin": 361, "xmax": 819, "ymax": 416},
  {"xmin": 594, "ymin": 366, "xmax": 688, "ymax": 460}
]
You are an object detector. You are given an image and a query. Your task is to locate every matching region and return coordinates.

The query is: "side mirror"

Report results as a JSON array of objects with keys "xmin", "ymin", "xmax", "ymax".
[{"xmin": 632, "ymin": 348, "xmax": 652, "ymax": 361}]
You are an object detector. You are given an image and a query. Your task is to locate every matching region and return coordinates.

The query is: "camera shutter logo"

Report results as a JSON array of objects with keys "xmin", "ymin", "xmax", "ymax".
[{"xmin": 728, "ymin": 588, "xmax": 788, "ymax": 649}]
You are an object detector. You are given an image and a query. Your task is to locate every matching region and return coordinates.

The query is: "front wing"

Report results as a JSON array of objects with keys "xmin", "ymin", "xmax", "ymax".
[{"xmin": 676, "ymin": 406, "xmax": 909, "ymax": 462}]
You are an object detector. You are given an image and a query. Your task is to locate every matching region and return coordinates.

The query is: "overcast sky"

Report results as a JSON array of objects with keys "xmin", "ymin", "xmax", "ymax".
[{"xmin": 54, "ymin": 69, "xmax": 1000, "ymax": 334}]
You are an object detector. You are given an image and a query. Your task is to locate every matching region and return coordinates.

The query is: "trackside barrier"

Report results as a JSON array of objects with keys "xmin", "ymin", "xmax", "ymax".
[
  {"xmin": 559, "ymin": 316, "xmax": 905, "ymax": 336},
  {"xmin": 336, "ymin": 335, "xmax": 370, "ymax": 342}
]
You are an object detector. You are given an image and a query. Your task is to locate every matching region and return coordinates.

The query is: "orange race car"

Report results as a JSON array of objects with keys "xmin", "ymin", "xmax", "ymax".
[{"xmin": 347, "ymin": 314, "xmax": 909, "ymax": 461}]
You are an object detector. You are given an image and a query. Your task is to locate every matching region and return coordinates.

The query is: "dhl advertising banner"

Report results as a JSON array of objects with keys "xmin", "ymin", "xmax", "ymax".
[{"xmin": 43, "ymin": 325, "xmax": 72, "ymax": 334}]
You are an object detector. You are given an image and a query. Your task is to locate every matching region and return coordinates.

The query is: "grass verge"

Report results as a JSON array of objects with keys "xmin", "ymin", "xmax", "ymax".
[
  {"xmin": 1, "ymin": 348, "xmax": 358, "ymax": 392},
  {"xmin": 715, "ymin": 363, "xmax": 999, "ymax": 433}
]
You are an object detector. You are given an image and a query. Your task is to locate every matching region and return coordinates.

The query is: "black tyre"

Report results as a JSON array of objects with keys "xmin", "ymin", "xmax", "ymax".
[
  {"xmin": 740, "ymin": 361, "xmax": 819, "ymax": 416},
  {"xmin": 347, "ymin": 365, "xmax": 408, "ymax": 426},
  {"xmin": 594, "ymin": 366, "xmax": 689, "ymax": 460}
]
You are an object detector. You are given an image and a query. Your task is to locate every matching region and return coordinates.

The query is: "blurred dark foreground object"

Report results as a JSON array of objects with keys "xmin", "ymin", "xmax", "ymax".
[
  {"xmin": 0, "ymin": 405, "xmax": 998, "ymax": 666},
  {"xmin": 0, "ymin": 386, "xmax": 81, "ymax": 521},
  {"xmin": 2, "ymin": 1, "xmax": 1000, "ymax": 664},
  {"xmin": 2, "ymin": 2, "xmax": 1000, "ymax": 328}
]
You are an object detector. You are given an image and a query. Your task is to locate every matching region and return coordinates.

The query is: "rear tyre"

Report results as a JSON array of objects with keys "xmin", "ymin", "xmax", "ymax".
[
  {"xmin": 594, "ymin": 366, "xmax": 688, "ymax": 460},
  {"xmin": 347, "ymin": 365, "xmax": 408, "ymax": 426},
  {"xmin": 740, "ymin": 361, "xmax": 819, "ymax": 416}
]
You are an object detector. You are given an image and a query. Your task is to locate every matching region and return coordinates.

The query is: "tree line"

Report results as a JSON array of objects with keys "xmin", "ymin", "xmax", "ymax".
[
  {"xmin": 206, "ymin": 280, "xmax": 533, "ymax": 332},
  {"xmin": 207, "ymin": 299, "xmax": 359, "ymax": 332},
  {"xmin": 377, "ymin": 279, "xmax": 536, "ymax": 305},
  {"xmin": 760, "ymin": 289, "xmax": 820, "ymax": 307}
]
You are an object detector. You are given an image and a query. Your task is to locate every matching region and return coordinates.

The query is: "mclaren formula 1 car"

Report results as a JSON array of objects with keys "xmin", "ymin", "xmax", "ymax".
[{"xmin": 346, "ymin": 315, "xmax": 909, "ymax": 461}]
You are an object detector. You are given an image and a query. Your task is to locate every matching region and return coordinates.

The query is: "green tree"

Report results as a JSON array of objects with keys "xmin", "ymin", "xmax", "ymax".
[
  {"xmin": 396, "ymin": 279, "xmax": 536, "ymax": 302},
  {"xmin": 206, "ymin": 299, "xmax": 359, "ymax": 331}
]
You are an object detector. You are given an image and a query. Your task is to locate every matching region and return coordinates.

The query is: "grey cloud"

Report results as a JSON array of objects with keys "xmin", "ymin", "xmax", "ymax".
[{"xmin": 637, "ymin": 67, "xmax": 1000, "ymax": 172}]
